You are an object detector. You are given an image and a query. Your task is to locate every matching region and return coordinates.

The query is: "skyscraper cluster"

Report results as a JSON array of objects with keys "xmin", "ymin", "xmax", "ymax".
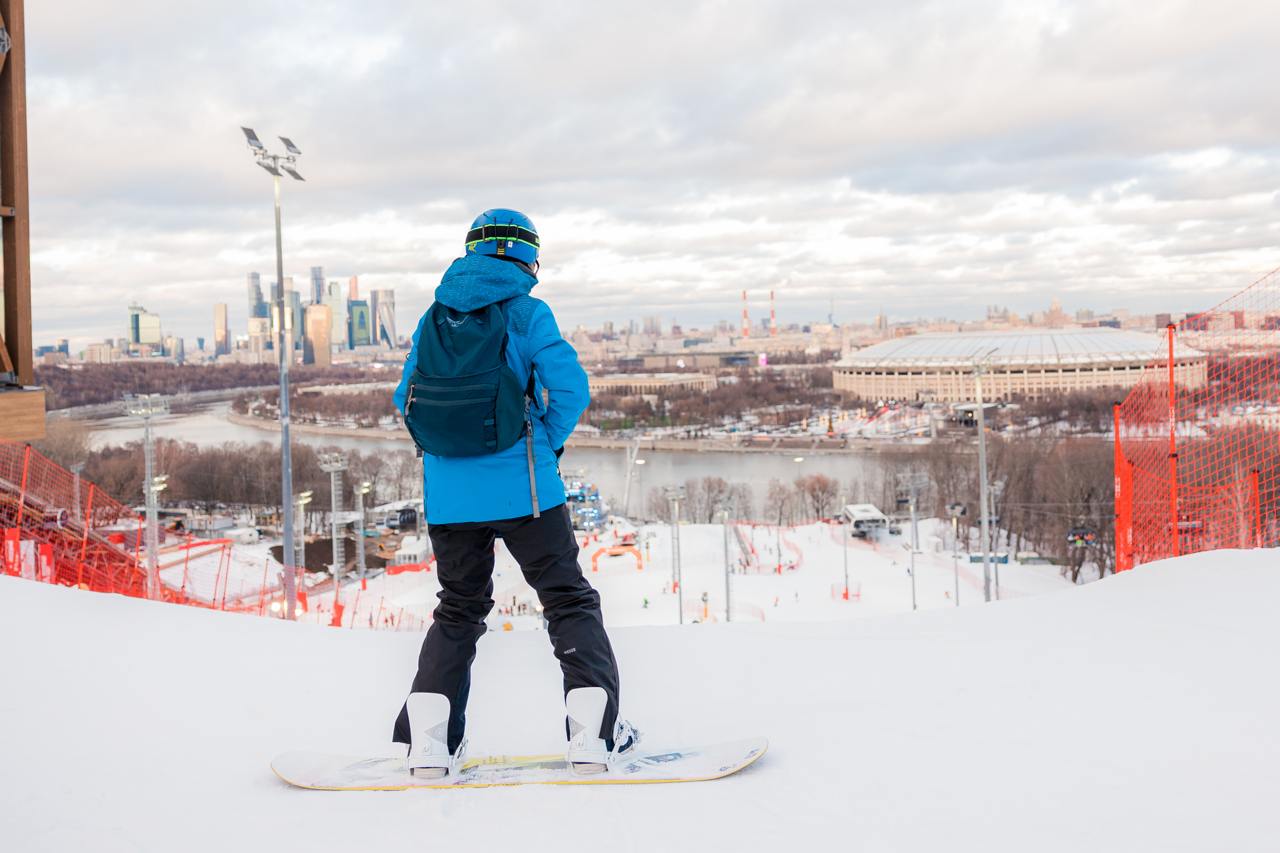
[{"xmin": 230, "ymin": 267, "xmax": 400, "ymax": 365}]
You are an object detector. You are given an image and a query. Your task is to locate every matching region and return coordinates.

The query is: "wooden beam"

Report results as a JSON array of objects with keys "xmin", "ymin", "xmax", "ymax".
[
  {"xmin": 0, "ymin": 386, "xmax": 43, "ymax": 440},
  {"xmin": 0, "ymin": 0, "xmax": 34, "ymax": 386}
]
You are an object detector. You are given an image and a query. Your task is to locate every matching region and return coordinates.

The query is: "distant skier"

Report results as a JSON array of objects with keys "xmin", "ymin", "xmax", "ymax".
[{"xmin": 391, "ymin": 209, "xmax": 637, "ymax": 778}]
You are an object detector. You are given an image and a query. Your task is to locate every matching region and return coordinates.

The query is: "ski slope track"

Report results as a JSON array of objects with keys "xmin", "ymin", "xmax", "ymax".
[{"xmin": 3, "ymin": 550, "xmax": 1278, "ymax": 852}]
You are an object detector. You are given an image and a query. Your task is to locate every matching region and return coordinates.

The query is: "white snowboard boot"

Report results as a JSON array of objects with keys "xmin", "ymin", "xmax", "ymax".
[
  {"xmin": 405, "ymin": 692, "xmax": 466, "ymax": 779},
  {"xmin": 565, "ymin": 686, "xmax": 641, "ymax": 774}
]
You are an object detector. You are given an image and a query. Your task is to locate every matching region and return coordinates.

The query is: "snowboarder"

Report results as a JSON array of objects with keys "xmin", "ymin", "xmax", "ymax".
[{"xmin": 391, "ymin": 209, "xmax": 638, "ymax": 778}]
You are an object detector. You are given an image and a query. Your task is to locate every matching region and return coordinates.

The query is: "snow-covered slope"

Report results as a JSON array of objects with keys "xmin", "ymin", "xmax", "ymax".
[
  {"xmin": 371, "ymin": 519, "xmax": 1076, "ymax": 630},
  {"xmin": 3, "ymin": 550, "xmax": 1278, "ymax": 852}
]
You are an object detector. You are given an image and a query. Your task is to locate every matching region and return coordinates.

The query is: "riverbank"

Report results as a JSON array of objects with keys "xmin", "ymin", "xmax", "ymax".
[{"xmin": 224, "ymin": 410, "xmax": 924, "ymax": 455}]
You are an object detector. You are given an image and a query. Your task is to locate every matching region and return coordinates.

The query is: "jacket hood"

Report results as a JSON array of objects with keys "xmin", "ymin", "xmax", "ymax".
[{"xmin": 434, "ymin": 254, "xmax": 537, "ymax": 312}]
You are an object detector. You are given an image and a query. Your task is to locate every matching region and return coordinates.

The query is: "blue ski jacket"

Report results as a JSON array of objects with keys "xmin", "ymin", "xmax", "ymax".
[{"xmin": 393, "ymin": 254, "xmax": 590, "ymax": 524}]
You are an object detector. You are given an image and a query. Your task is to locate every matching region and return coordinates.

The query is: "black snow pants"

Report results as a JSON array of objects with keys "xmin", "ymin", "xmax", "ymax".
[{"xmin": 392, "ymin": 503, "xmax": 621, "ymax": 753}]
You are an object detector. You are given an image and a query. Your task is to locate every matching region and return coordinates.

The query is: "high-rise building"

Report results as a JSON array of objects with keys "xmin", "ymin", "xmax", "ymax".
[
  {"xmin": 304, "ymin": 304, "xmax": 332, "ymax": 367},
  {"xmin": 348, "ymin": 275, "xmax": 360, "ymax": 300},
  {"xmin": 128, "ymin": 304, "xmax": 163, "ymax": 347},
  {"xmin": 325, "ymin": 280, "xmax": 346, "ymax": 350},
  {"xmin": 247, "ymin": 272, "xmax": 268, "ymax": 320},
  {"xmin": 247, "ymin": 317, "xmax": 271, "ymax": 353},
  {"xmin": 370, "ymin": 288, "xmax": 397, "ymax": 347},
  {"xmin": 268, "ymin": 279, "xmax": 283, "ymax": 340},
  {"xmin": 347, "ymin": 299, "xmax": 372, "ymax": 347},
  {"xmin": 287, "ymin": 290, "xmax": 304, "ymax": 351},
  {"xmin": 213, "ymin": 303, "xmax": 230, "ymax": 356},
  {"xmin": 310, "ymin": 266, "xmax": 325, "ymax": 305}
]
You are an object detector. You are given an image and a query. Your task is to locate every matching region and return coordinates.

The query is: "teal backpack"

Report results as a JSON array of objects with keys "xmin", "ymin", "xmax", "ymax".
[{"xmin": 402, "ymin": 300, "xmax": 534, "ymax": 459}]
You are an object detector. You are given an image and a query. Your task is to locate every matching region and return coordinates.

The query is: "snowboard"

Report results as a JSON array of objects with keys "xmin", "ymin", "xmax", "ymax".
[{"xmin": 271, "ymin": 737, "xmax": 767, "ymax": 790}]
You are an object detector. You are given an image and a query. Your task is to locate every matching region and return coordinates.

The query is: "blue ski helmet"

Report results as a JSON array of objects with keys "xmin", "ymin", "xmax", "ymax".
[{"xmin": 464, "ymin": 208, "xmax": 539, "ymax": 267}]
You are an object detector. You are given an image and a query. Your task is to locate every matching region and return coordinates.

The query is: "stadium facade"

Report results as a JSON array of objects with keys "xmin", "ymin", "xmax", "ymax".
[{"xmin": 833, "ymin": 329, "xmax": 1207, "ymax": 402}]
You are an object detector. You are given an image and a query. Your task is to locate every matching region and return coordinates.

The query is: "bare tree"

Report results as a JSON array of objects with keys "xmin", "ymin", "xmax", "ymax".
[{"xmin": 795, "ymin": 474, "xmax": 839, "ymax": 520}]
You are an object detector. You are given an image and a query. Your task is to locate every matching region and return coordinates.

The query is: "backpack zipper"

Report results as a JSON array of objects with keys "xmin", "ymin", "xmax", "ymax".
[{"xmin": 525, "ymin": 398, "xmax": 540, "ymax": 519}]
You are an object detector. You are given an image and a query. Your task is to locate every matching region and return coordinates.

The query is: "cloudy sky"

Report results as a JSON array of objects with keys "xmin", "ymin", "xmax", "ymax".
[{"xmin": 23, "ymin": 0, "xmax": 1280, "ymax": 348}]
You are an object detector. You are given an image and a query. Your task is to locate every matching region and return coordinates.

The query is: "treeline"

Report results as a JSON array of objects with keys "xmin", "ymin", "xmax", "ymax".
[
  {"xmin": 233, "ymin": 365, "xmax": 838, "ymax": 434},
  {"xmin": 643, "ymin": 436, "xmax": 1115, "ymax": 582},
  {"xmin": 38, "ymin": 363, "xmax": 378, "ymax": 410},
  {"xmin": 588, "ymin": 367, "xmax": 835, "ymax": 430},
  {"xmin": 1008, "ymin": 390, "xmax": 1119, "ymax": 434},
  {"xmin": 36, "ymin": 419, "xmax": 420, "ymax": 513},
  {"xmin": 865, "ymin": 437, "xmax": 1114, "ymax": 582},
  {"xmin": 237, "ymin": 388, "xmax": 400, "ymax": 429},
  {"xmin": 643, "ymin": 473, "xmax": 841, "ymax": 525}
]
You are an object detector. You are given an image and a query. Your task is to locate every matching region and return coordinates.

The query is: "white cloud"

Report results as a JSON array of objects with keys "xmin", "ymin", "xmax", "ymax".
[{"xmin": 21, "ymin": 0, "xmax": 1280, "ymax": 347}]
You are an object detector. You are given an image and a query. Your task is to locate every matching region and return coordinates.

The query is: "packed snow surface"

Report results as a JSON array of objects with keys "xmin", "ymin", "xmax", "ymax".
[{"xmin": 3, "ymin": 549, "xmax": 1278, "ymax": 852}]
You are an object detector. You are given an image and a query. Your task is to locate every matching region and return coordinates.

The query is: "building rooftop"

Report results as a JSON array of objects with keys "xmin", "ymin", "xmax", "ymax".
[{"xmin": 838, "ymin": 328, "xmax": 1203, "ymax": 368}]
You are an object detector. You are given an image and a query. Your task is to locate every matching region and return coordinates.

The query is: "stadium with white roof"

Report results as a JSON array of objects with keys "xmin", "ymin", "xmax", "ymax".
[{"xmin": 833, "ymin": 328, "xmax": 1207, "ymax": 403}]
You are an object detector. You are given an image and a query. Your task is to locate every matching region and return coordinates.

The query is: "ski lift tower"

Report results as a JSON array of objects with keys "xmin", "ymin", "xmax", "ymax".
[
  {"xmin": 972, "ymin": 347, "xmax": 999, "ymax": 603},
  {"xmin": 240, "ymin": 126, "xmax": 305, "ymax": 618},
  {"xmin": 354, "ymin": 481, "xmax": 372, "ymax": 582},
  {"xmin": 895, "ymin": 472, "xmax": 929, "ymax": 611},
  {"xmin": 319, "ymin": 452, "xmax": 348, "ymax": 615}
]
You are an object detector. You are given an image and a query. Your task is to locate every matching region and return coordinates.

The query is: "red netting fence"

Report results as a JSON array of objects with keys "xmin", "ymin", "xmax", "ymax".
[
  {"xmin": 1114, "ymin": 268, "xmax": 1280, "ymax": 569},
  {"xmin": 0, "ymin": 441, "xmax": 428, "ymax": 631}
]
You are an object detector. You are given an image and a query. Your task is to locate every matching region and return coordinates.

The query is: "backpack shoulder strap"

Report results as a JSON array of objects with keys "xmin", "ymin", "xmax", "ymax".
[{"xmin": 494, "ymin": 298, "xmax": 536, "ymax": 400}]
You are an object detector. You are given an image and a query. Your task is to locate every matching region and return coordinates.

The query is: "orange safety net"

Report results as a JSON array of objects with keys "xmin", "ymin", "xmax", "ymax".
[
  {"xmin": 0, "ymin": 441, "xmax": 429, "ymax": 631},
  {"xmin": 0, "ymin": 441, "xmax": 146, "ymax": 594},
  {"xmin": 1114, "ymin": 268, "xmax": 1280, "ymax": 569}
]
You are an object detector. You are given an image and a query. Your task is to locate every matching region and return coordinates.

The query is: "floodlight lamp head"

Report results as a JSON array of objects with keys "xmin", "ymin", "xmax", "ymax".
[
  {"xmin": 257, "ymin": 159, "xmax": 283, "ymax": 177},
  {"xmin": 241, "ymin": 126, "xmax": 265, "ymax": 151}
]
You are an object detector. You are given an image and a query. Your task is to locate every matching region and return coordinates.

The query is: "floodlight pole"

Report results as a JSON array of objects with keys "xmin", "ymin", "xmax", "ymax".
[
  {"xmin": 909, "ymin": 492, "xmax": 919, "ymax": 611},
  {"xmin": 142, "ymin": 416, "xmax": 159, "ymax": 599},
  {"xmin": 665, "ymin": 486, "xmax": 685, "ymax": 624},
  {"xmin": 951, "ymin": 515, "xmax": 961, "ymax": 607},
  {"xmin": 895, "ymin": 472, "xmax": 927, "ymax": 612},
  {"xmin": 974, "ymin": 352, "xmax": 995, "ymax": 604},
  {"xmin": 243, "ymin": 127, "xmax": 303, "ymax": 619},
  {"xmin": 839, "ymin": 491, "xmax": 850, "ymax": 601},
  {"xmin": 271, "ymin": 172, "xmax": 299, "ymax": 619},
  {"xmin": 719, "ymin": 503, "xmax": 732, "ymax": 623}
]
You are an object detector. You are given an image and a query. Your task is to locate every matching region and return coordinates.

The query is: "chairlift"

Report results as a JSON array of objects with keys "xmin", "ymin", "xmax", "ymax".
[{"xmin": 1066, "ymin": 526, "xmax": 1097, "ymax": 548}]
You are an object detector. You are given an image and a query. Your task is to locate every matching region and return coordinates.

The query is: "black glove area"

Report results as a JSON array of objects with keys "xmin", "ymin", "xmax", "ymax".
[{"xmin": 554, "ymin": 446, "xmax": 565, "ymax": 459}]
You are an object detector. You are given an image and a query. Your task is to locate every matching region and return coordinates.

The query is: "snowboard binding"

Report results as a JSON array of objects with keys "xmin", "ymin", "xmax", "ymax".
[
  {"xmin": 565, "ymin": 687, "xmax": 642, "ymax": 775},
  {"xmin": 405, "ymin": 692, "xmax": 467, "ymax": 779}
]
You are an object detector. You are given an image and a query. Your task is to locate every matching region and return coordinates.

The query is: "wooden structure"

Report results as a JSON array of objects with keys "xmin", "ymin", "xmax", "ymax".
[{"xmin": 0, "ymin": 0, "xmax": 44, "ymax": 441}]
